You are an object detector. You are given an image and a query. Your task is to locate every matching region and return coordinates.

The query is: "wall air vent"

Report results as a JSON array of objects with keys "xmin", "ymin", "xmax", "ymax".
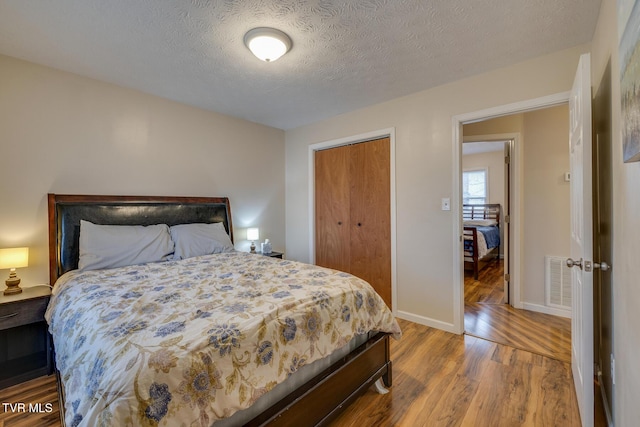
[{"xmin": 545, "ymin": 256, "xmax": 572, "ymax": 311}]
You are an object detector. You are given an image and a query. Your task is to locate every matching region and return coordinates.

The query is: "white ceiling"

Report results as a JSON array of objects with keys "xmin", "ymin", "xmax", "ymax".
[{"xmin": 0, "ymin": 0, "xmax": 601, "ymax": 130}]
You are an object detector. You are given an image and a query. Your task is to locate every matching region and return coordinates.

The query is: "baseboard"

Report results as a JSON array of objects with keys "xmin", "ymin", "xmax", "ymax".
[
  {"xmin": 522, "ymin": 302, "xmax": 571, "ymax": 319},
  {"xmin": 396, "ymin": 311, "xmax": 459, "ymax": 334}
]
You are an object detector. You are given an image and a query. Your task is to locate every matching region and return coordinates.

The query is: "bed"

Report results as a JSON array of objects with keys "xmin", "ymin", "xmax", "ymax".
[
  {"xmin": 463, "ymin": 204, "xmax": 501, "ymax": 280},
  {"xmin": 45, "ymin": 194, "xmax": 401, "ymax": 427}
]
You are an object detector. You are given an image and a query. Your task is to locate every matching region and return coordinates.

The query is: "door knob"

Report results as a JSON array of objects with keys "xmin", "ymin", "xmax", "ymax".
[
  {"xmin": 593, "ymin": 261, "xmax": 611, "ymax": 272},
  {"xmin": 566, "ymin": 258, "xmax": 583, "ymax": 269}
]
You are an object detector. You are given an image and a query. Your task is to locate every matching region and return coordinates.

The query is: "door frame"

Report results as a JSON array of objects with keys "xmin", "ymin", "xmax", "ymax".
[
  {"xmin": 451, "ymin": 92, "xmax": 569, "ymax": 333},
  {"xmin": 461, "ymin": 135, "xmax": 517, "ymax": 306},
  {"xmin": 307, "ymin": 128, "xmax": 398, "ymax": 315}
]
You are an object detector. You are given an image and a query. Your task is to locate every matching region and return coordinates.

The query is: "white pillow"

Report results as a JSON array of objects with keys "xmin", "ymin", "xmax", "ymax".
[
  {"xmin": 78, "ymin": 220, "xmax": 174, "ymax": 271},
  {"xmin": 170, "ymin": 222, "xmax": 234, "ymax": 260},
  {"xmin": 464, "ymin": 219, "xmax": 497, "ymax": 227}
]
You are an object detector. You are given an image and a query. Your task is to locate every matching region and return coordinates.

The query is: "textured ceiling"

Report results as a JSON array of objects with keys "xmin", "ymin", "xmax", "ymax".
[{"xmin": 0, "ymin": 0, "xmax": 601, "ymax": 130}]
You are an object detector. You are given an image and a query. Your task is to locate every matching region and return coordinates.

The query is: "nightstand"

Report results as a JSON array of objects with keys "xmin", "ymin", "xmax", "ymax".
[
  {"xmin": 0, "ymin": 285, "xmax": 53, "ymax": 389},
  {"xmin": 256, "ymin": 251, "xmax": 283, "ymax": 259}
]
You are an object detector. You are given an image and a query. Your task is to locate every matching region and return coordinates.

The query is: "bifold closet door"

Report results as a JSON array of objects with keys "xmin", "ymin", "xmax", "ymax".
[
  {"xmin": 315, "ymin": 144, "xmax": 351, "ymax": 273},
  {"xmin": 314, "ymin": 137, "xmax": 391, "ymax": 307},
  {"xmin": 349, "ymin": 138, "xmax": 391, "ymax": 306}
]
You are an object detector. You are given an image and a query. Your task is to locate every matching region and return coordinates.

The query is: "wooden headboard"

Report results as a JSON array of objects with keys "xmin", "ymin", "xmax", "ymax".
[
  {"xmin": 47, "ymin": 194, "xmax": 233, "ymax": 285},
  {"xmin": 463, "ymin": 203, "xmax": 501, "ymax": 225}
]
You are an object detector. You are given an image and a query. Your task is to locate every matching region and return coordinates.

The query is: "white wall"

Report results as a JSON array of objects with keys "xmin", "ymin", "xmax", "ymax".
[
  {"xmin": 521, "ymin": 105, "xmax": 571, "ymax": 306},
  {"xmin": 285, "ymin": 44, "xmax": 588, "ymax": 329},
  {"xmin": 591, "ymin": 0, "xmax": 640, "ymax": 424},
  {"xmin": 0, "ymin": 54, "xmax": 285, "ymax": 287}
]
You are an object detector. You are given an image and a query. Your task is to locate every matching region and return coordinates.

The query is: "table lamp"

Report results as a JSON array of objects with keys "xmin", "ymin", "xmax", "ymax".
[
  {"xmin": 247, "ymin": 228, "xmax": 259, "ymax": 253},
  {"xmin": 0, "ymin": 247, "xmax": 29, "ymax": 296}
]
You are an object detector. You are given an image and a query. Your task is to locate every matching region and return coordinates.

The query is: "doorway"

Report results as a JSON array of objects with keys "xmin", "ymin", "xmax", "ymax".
[
  {"xmin": 459, "ymin": 109, "xmax": 574, "ymax": 362},
  {"xmin": 460, "ymin": 138, "xmax": 512, "ymax": 305},
  {"xmin": 453, "ymin": 95, "xmax": 574, "ymax": 357}
]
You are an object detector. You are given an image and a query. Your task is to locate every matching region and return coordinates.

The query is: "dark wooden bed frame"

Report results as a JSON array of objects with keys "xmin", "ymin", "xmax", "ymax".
[
  {"xmin": 47, "ymin": 193, "xmax": 392, "ymax": 427},
  {"xmin": 463, "ymin": 203, "xmax": 501, "ymax": 280}
]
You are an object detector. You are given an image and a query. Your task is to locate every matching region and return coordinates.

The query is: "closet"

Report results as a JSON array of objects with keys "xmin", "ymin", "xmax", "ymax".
[{"xmin": 314, "ymin": 137, "xmax": 391, "ymax": 307}]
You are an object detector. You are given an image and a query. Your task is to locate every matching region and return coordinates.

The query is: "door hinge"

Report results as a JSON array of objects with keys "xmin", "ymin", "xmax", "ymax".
[
  {"xmin": 504, "ymin": 215, "xmax": 510, "ymax": 224},
  {"xmin": 505, "ymin": 155, "xmax": 511, "ymax": 164},
  {"xmin": 504, "ymin": 273, "xmax": 510, "ymax": 282}
]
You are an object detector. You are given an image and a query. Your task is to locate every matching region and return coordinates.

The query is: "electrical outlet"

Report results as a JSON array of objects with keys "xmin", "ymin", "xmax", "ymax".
[{"xmin": 441, "ymin": 198, "xmax": 450, "ymax": 211}]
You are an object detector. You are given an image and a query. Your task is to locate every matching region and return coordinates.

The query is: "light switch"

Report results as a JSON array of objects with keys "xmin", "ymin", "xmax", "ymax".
[{"xmin": 441, "ymin": 198, "xmax": 450, "ymax": 211}]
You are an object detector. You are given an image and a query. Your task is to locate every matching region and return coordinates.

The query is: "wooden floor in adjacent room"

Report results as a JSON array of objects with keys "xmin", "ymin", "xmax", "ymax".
[{"xmin": 464, "ymin": 259, "xmax": 572, "ymax": 363}]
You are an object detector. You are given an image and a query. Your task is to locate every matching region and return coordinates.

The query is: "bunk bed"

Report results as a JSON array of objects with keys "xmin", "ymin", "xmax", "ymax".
[{"xmin": 463, "ymin": 203, "xmax": 501, "ymax": 280}]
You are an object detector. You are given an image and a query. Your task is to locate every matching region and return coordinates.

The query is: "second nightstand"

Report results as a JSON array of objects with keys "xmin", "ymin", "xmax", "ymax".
[
  {"xmin": 0, "ymin": 285, "xmax": 52, "ymax": 389},
  {"xmin": 256, "ymin": 251, "xmax": 283, "ymax": 259}
]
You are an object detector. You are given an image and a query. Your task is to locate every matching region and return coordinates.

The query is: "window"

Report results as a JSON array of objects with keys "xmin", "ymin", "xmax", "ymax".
[{"xmin": 462, "ymin": 169, "xmax": 488, "ymax": 205}]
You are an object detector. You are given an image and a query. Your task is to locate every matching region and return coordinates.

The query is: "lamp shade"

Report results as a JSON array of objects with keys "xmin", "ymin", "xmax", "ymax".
[
  {"xmin": 0, "ymin": 247, "xmax": 29, "ymax": 269},
  {"xmin": 247, "ymin": 228, "xmax": 259, "ymax": 241},
  {"xmin": 244, "ymin": 27, "xmax": 292, "ymax": 62}
]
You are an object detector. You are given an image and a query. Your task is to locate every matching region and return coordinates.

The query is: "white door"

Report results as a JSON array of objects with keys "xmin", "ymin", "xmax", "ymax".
[{"xmin": 568, "ymin": 52, "xmax": 594, "ymax": 427}]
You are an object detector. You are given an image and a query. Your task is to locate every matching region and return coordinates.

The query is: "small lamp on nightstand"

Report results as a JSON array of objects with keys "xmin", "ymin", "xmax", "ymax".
[
  {"xmin": 247, "ymin": 228, "xmax": 259, "ymax": 253},
  {"xmin": 0, "ymin": 247, "xmax": 29, "ymax": 296}
]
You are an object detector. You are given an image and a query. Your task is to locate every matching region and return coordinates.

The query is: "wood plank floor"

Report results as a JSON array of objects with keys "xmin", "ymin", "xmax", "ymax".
[
  {"xmin": 0, "ymin": 375, "xmax": 59, "ymax": 427},
  {"xmin": 330, "ymin": 319, "xmax": 579, "ymax": 426},
  {"xmin": 462, "ymin": 258, "xmax": 606, "ymax": 425},
  {"xmin": 464, "ymin": 260, "xmax": 572, "ymax": 363},
  {"xmin": 1, "ymin": 319, "xmax": 579, "ymax": 427}
]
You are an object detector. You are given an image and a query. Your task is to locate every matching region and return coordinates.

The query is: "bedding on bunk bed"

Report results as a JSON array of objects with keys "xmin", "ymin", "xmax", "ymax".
[
  {"xmin": 45, "ymin": 251, "xmax": 401, "ymax": 427},
  {"xmin": 463, "ymin": 223, "xmax": 500, "ymax": 259}
]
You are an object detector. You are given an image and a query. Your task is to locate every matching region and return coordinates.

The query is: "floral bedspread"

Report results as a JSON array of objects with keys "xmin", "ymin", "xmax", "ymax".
[{"xmin": 45, "ymin": 251, "xmax": 401, "ymax": 426}]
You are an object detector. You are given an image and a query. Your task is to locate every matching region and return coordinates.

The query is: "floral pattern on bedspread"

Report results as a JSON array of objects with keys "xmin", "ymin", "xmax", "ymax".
[{"xmin": 45, "ymin": 251, "xmax": 401, "ymax": 427}]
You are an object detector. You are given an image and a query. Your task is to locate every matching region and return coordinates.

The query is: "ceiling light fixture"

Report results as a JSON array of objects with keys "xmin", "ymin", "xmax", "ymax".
[{"xmin": 244, "ymin": 27, "xmax": 292, "ymax": 62}]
